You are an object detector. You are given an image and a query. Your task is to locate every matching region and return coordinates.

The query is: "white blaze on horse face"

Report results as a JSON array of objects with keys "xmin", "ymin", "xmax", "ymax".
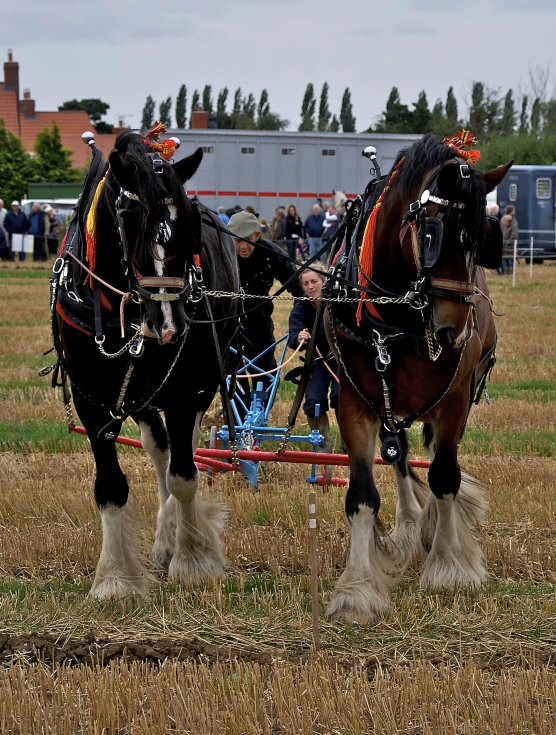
[{"xmin": 154, "ymin": 243, "xmax": 176, "ymax": 336}]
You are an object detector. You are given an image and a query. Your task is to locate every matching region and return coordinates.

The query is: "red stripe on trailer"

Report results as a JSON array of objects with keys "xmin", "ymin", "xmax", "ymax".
[
  {"xmin": 279, "ymin": 192, "xmax": 297, "ymax": 198},
  {"xmin": 259, "ymin": 191, "xmax": 277, "ymax": 197},
  {"xmin": 238, "ymin": 191, "xmax": 257, "ymax": 197},
  {"xmin": 299, "ymin": 192, "xmax": 318, "ymax": 198},
  {"xmin": 218, "ymin": 191, "xmax": 236, "ymax": 196},
  {"xmin": 318, "ymin": 192, "xmax": 334, "ymax": 198}
]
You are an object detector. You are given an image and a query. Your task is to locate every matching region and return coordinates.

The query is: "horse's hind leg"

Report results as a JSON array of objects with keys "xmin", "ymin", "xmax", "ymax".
[
  {"xmin": 419, "ymin": 401, "xmax": 488, "ymax": 590},
  {"xmin": 73, "ymin": 393, "xmax": 152, "ymax": 599},
  {"xmin": 327, "ymin": 383, "xmax": 392, "ymax": 625},
  {"xmin": 164, "ymin": 405, "xmax": 227, "ymax": 583},
  {"xmin": 136, "ymin": 409, "xmax": 174, "ymax": 570},
  {"xmin": 387, "ymin": 428, "xmax": 428, "ymax": 570}
]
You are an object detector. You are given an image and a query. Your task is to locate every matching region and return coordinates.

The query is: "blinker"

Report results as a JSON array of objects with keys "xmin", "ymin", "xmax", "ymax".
[{"xmin": 422, "ymin": 217, "xmax": 444, "ymax": 268}]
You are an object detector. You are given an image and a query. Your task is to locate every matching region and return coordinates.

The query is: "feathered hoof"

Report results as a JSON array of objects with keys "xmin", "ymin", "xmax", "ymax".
[
  {"xmin": 168, "ymin": 549, "xmax": 227, "ymax": 584},
  {"xmin": 327, "ymin": 581, "xmax": 389, "ymax": 627},
  {"xmin": 89, "ymin": 575, "xmax": 148, "ymax": 601},
  {"xmin": 153, "ymin": 543, "xmax": 173, "ymax": 571},
  {"xmin": 420, "ymin": 547, "xmax": 487, "ymax": 591}
]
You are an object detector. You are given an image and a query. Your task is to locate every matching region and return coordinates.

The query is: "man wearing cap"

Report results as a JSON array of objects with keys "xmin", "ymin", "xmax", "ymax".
[
  {"xmin": 4, "ymin": 201, "xmax": 29, "ymax": 262},
  {"xmin": 0, "ymin": 199, "xmax": 8, "ymax": 261},
  {"xmin": 228, "ymin": 210, "xmax": 303, "ymax": 410}
]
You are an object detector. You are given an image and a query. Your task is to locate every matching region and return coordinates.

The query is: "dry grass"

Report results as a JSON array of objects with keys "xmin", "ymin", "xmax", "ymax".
[{"xmin": 0, "ymin": 259, "xmax": 555, "ymax": 733}]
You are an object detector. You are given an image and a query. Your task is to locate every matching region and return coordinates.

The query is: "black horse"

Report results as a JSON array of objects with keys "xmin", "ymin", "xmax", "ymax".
[
  {"xmin": 325, "ymin": 133, "xmax": 512, "ymax": 624},
  {"xmin": 54, "ymin": 130, "xmax": 239, "ymax": 599}
]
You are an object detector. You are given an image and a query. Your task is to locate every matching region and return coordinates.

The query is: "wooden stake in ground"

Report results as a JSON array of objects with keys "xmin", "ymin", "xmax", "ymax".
[{"xmin": 308, "ymin": 490, "xmax": 320, "ymax": 651}]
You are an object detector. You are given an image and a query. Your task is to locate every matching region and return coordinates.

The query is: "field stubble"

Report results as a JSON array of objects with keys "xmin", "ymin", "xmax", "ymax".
[{"xmin": 0, "ymin": 261, "xmax": 555, "ymax": 733}]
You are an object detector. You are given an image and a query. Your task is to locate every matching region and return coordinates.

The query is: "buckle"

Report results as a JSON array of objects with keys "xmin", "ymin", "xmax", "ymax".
[
  {"xmin": 460, "ymin": 164, "xmax": 470, "ymax": 179},
  {"xmin": 409, "ymin": 200, "xmax": 421, "ymax": 213},
  {"xmin": 52, "ymin": 257, "xmax": 64, "ymax": 274}
]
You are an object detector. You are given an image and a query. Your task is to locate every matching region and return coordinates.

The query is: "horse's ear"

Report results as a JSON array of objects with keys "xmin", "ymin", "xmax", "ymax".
[
  {"xmin": 482, "ymin": 161, "xmax": 514, "ymax": 193},
  {"xmin": 173, "ymin": 148, "xmax": 203, "ymax": 183},
  {"xmin": 108, "ymin": 149, "xmax": 134, "ymax": 191}
]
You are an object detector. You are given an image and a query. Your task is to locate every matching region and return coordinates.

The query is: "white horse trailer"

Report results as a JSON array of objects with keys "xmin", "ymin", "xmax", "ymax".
[{"xmin": 166, "ymin": 129, "xmax": 420, "ymax": 218}]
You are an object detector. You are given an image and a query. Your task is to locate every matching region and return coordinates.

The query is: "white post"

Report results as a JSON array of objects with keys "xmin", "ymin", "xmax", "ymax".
[
  {"xmin": 530, "ymin": 236, "xmax": 534, "ymax": 278},
  {"xmin": 512, "ymin": 239, "xmax": 517, "ymax": 288},
  {"xmin": 308, "ymin": 490, "xmax": 320, "ymax": 651}
]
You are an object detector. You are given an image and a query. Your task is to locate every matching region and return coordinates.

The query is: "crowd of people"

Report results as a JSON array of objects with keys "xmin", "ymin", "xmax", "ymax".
[
  {"xmin": 0, "ymin": 199, "xmax": 59, "ymax": 262},
  {"xmin": 218, "ymin": 199, "xmax": 344, "ymax": 265}
]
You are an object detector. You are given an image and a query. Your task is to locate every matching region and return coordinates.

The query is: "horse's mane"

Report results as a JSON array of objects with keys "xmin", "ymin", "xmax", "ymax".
[
  {"xmin": 95, "ymin": 131, "xmax": 191, "ymax": 267},
  {"xmin": 374, "ymin": 133, "xmax": 487, "ymax": 250}
]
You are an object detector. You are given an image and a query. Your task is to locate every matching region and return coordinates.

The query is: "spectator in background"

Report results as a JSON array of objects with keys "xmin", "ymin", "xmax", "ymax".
[
  {"xmin": 28, "ymin": 202, "xmax": 50, "ymax": 262},
  {"xmin": 259, "ymin": 217, "xmax": 270, "ymax": 235},
  {"xmin": 45, "ymin": 206, "xmax": 59, "ymax": 255},
  {"xmin": 284, "ymin": 204, "xmax": 304, "ymax": 260},
  {"xmin": 322, "ymin": 205, "xmax": 339, "ymax": 242},
  {"xmin": 271, "ymin": 206, "xmax": 286, "ymax": 245},
  {"xmin": 217, "ymin": 206, "xmax": 229, "ymax": 225},
  {"xmin": 304, "ymin": 203, "xmax": 325, "ymax": 260},
  {"xmin": 4, "ymin": 201, "xmax": 29, "ymax": 262},
  {"xmin": 505, "ymin": 204, "xmax": 519, "ymax": 231},
  {"xmin": 489, "ymin": 203, "xmax": 502, "ymax": 221},
  {"xmin": 499, "ymin": 210, "xmax": 519, "ymax": 275},
  {"xmin": 245, "ymin": 205, "xmax": 258, "ymax": 216},
  {"xmin": 321, "ymin": 200, "xmax": 330, "ymax": 214},
  {"xmin": 0, "ymin": 199, "xmax": 8, "ymax": 261}
]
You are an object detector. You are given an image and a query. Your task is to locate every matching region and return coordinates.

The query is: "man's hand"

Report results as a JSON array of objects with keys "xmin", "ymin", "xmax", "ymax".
[{"xmin": 298, "ymin": 328, "xmax": 311, "ymax": 345}]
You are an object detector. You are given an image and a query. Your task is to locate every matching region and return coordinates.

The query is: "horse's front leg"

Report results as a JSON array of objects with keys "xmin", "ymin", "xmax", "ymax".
[
  {"xmin": 327, "ymin": 381, "xmax": 392, "ymax": 625},
  {"xmin": 164, "ymin": 405, "xmax": 227, "ymax": 583},
  {"xmin": 135, "ymin": 409, "xmax": 174, "ymax": 570},
  {"xmin": 419, "ymin": 395, "xmax": 488, "ymax": 590},
  {"xmin": 387, "ymin": 427, "xmax": 428, "ymax": 570},
  {"xmin": 73, "ymin": 392, "xmax": 152, "ymax": 600}
]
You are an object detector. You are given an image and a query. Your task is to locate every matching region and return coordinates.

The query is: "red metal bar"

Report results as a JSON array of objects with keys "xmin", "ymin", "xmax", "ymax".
[
  {"xmin": 69, "ymin": 425, "xmax": 431, "ymax": 469},
  {"xmin": 315, "ymin": 475, "xmax": 347, "ymax": 486}
]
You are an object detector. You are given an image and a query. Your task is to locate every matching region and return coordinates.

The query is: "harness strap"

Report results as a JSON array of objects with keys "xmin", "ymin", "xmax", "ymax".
[{"xmin": 93, "ymin": 282, "xmax": 103, "ymax": 340}]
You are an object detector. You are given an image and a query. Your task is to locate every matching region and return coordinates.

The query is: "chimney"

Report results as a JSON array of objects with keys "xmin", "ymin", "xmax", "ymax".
[
  {"xmin": 190, "ymin": 109, "xmax": 209, "ymax": 129},
  {"xmin": 20, "ymin": 88, "xmax": 36, "ymax": 118},
  {"xmin": 118, "ymin": 118, "xmax": 124, "ymax": 128},
  {"xmin": 4, "ymin": 48, "xmax": 20, "ymax": 98}
]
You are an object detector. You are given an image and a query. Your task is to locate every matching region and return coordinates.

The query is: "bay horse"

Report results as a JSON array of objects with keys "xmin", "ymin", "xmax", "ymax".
[
  {"xmin": 53, "ymin": 129, "xmax": 239, "ymax": 599},
  {"xmin": 326, "ymin": 133, "xmax": 512, "ymax": 624}
]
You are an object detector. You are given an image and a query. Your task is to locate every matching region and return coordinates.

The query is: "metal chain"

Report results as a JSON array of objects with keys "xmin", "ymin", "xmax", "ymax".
[
  {"xmin": 201, "ymin": 289, "xmax": 412, "ymax": 305},
  {"xmin": 277, "ymin": 425, "xmax": 294, "ymax": 455},
  {"xmin": 64, "ymin": 398, "xmax": 75, "ymax": 428},
  {"xmin": 421, "ymin": 310, "xmax": 443, "ymax": 362},
  {"xmin": 229, "ymin": 438, "xmax": 240, "ymax": 468},
  {"xmin": 96, "ymin": 327, "xmax": 142, "ymax": 359}
]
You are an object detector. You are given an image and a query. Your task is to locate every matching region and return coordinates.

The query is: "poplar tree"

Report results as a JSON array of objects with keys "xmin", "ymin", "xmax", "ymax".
[
  {"xmin": 500, "ymin": 89, "xmax": 516, "ymax": 136},
  {"xmin": 445, "ymin": 86, "xmax": 458, "ymax": 126},
  {"xmin": 412, "ymin": 90, "xmax": 431, "ymax": 132},
  {"xmin": 215, "ymin": 88, "xmax": 230, "ymax": 128},
  {"xmin": 299, "ymin": 83, "xmax": 316, "ymax": 131},
  {"xmin": 468, "ymin": 82, "xmax": 486, "ymax": 138},
  {"xmin": 141, "ymin": 95, "xmax": 155, "ymax": 131},
  {"xmin": 202, "ymin": 85, "xmax": 214, "ymax": 116},
  {"xmin": 0, "ymin": 121, "xmax": 35, "ymax": 202},
  {"xmin": 175, "ymin": 85, "xmax": 187, "ymax": 128},
  {"xmin": 340, "ymin": 88, "xmax": 356, "ymax": 132},
  {"xmin": 190, "ymin": 90, "xmax": 200, "ymax": 125},
  {"xmin": 158, "ymin": 97, "xmax": 172, "ymax": 126},
  {"xmin": 519, "ymin": 95, "xmax": 529, "ymax": 134},
  {"xmin": 33, "ymin": 122, "xmax": 77, "ymax": 181},
  {"xmin": 329, "ymin": 114, "xmax": 340, "ymax": 132},
  {"xmin": 318, "ymin": 82, "xmax": 331, "ymax": 132},
  {"xmin": 257, "ymin": 89, "xmax": 270, "ymax": 120}
]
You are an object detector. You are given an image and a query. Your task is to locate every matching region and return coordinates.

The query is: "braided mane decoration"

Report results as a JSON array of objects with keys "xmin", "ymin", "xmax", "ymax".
[
  {"xmin": 442, "ymin": 129, "xmax": 481, "ymax": 165},
  {"xmin": 144, "ymin": 121, "xmax": 177, "ymax": 161}
]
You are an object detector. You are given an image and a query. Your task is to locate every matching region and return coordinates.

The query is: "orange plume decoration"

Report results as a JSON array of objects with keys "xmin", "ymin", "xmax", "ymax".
[
  {"xmin": 442, "ymin": 130, "xmax": 481, "ymax": 165},
  {"xmin": 143, "ymin": 121, "xmax": 177, "ymax": 160},
  {"xmin": 356, "ymin": 157, "xmax": 405, "ymax": 325}
]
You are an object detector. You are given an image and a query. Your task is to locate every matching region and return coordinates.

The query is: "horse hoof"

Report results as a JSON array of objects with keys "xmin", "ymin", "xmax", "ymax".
[
  {"xmin": 329, "ymin": 608, "xmax": 374, "ymax": 627},
  {"xmin": 153, "ymin": 546, "xmax": 173, "ymax": 571}
]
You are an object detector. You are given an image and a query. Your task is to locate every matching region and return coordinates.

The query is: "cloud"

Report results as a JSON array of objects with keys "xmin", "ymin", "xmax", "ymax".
[{"xmin": 392, "ymin": 21, "xmax": 436, "ymax": 35}]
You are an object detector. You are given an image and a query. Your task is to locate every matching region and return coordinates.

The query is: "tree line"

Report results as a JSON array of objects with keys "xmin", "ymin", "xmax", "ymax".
[
  {"xmin": 140, "ymin": 83, "xmax": 357, "ymax": 133},
  {"xmin": 0, "ymin": 121, "xmax": 80, "ymax": 204}
]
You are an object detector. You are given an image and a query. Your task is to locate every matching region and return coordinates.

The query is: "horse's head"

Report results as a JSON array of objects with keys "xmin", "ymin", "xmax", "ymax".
[
  {"xmin": 391, "ymin": 135, "xmax": 512, "ymax": 348},
  {"xmin": 108, "ymin": 131, "xmax": 203, "ymax": 345}
]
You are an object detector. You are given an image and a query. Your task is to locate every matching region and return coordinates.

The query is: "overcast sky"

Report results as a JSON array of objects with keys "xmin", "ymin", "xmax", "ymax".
[{"xmin": 4, "ymin": 0, "xmax": 556, "ymax": 133}]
